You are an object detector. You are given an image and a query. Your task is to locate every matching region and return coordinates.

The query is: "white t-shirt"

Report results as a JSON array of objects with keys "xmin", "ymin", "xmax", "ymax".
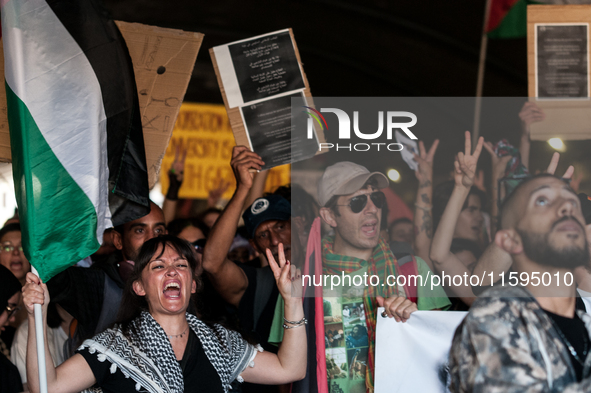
[{"xmin": 11, "ymin": 319, "xmax": 68, "ymax": 383}]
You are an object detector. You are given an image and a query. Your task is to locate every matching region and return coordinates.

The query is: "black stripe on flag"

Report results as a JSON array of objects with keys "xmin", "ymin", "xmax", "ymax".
[{"xmin": 46, "ymin": 0, "xmax": 150, "ymax": 226}]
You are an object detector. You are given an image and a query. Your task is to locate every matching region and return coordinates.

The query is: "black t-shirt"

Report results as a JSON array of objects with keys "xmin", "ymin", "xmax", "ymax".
[
  {"xmin": 0, "ymin": 351, "xmax": 23, "ymax": 393},
  {"xmin": 545, "ymin": 310, "xmax": 589, "ymax": 382},
  {"xmin": 78, "ymin": 330, "xmax": 223, "ymax": 392},
  {"xmin": 236, "ymin": 263, "xmax": 281, "ymax": 393},
  {"xmin": 196, "ymin": 274, "xmax": 240, "ymax": 331},
  {"xmin": 48, "ymin": 252, "xmax": 125, "ymax": 341},
  {"xmin": 236, "ymin": 263, "xmax": 279, "ymax": 353}
]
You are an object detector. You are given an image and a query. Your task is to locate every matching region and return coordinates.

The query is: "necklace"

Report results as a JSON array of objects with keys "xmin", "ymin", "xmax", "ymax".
[
  {"xmin": 550, "ymin": 316, "xmax": 589, "ymax": 366},
  {"xmin": 167, "ymin": 326, "xmax": 188, "ymax": 340}
]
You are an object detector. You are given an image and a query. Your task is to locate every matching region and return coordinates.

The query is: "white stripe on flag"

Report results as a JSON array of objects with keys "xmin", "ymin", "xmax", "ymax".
[{"xmin": 2, "ymin": 0, "xmax": 112, "ymax": 240}]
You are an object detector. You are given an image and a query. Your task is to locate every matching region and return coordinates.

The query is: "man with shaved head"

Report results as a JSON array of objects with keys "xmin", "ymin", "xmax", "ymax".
[{"xmin": 450, "ymin": 174, "xmax": 591, "ymax": 392}]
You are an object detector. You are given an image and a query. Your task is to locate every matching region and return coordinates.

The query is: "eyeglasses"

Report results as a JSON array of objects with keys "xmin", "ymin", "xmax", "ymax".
[
  {"xmin": 0, "ymin": 244, "xmax": 23, "ymax": 253},
  {"xmin": 335, "ymin": 191, "xmax": 386, "ymax": 213},
  {"xmin": 6, "ymin": 303, "xmax": 20, "ymax": 319}
]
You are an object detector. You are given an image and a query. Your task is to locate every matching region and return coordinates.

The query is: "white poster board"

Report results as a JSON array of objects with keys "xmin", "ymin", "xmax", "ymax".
[{"xmin": 374, "ymin": 309, "xmax": 467, "ymax": 393}]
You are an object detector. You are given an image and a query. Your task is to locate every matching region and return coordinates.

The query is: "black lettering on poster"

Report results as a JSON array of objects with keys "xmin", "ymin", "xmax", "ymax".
[
  {"xmin": 537, "ymin": 24, "xmax": 589, "ymax": 98},
  {"xmin": 229, "ymin": 31, "xmax": 305, "ymax": 103},
  {"xmin": 241, "ymin": 93, "xmax": 317, "ymax": 170}
]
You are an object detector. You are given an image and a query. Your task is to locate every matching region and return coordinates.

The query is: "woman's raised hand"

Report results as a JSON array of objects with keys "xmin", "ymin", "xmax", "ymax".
[
  {"xmin": 267, "ymin": 244, "xmax": 302, "ymax": 303},
  {"xmin": 414, "ymin": 139, "xmax": 439, "ymax": 185},
  {"xmin": 454, "ymin": 131, "xmax": 484, "ymax": 189}
]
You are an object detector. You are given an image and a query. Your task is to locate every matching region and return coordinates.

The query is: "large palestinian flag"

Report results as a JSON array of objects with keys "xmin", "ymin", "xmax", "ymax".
[{"xmin": 1, "ymin": 0, "xmax": 150, "ymax": 281}]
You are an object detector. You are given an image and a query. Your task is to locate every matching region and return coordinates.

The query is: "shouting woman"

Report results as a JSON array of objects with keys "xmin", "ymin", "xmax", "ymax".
[{"xmin": 24, "ymin": 235, "xmax": 306, "ymax": 393}]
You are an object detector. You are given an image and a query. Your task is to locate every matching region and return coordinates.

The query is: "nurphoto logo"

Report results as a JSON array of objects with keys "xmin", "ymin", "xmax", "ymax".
[{"xmin": 303, "ymin": 106, "xmax": 418, "ymax": 151}]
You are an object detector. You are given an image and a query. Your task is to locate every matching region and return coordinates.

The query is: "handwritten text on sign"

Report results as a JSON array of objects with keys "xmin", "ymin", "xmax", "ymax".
[{"xmin": 160, "ymin": 103, "xmax": 290, "ymax": 199}]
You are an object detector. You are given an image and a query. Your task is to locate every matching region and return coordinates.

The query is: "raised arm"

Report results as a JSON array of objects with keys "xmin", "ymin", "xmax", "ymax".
[
  {"xmin": 430, "ymin": 131, "xmax": 483, "ymax": 305},
  {"xmin": 241, "ymin": 244, "xmax": 306, "ymax": 384},
  {"xmin": 470, "ymin": 241, "xmax": 513, "ymax": 294},
  {"xmin": 518, "ymin": 102, "xmax": 545, "ymax": 170},
  {"xmin": 202, "ymin": 146, "xmax": 265, "ymax": 307},
  {"xmin": 483, "ymin": 142, "xmax": 512, "ymax": 235},
  {"xmin": 162, "ymin": 144, "xmax": 187, "ymax": 225},
  {"xmin": 471, "ymin": 143, "xmax": 513, "ymax": 292},
  {"xmin": 243, "ymin": 169, "xmax": 270, "ymax": 212},
  {"xmin": 413, "ymin": 139, "xmax": 439, "ymax": 271},
  {"xmin": 207, "ymin": 178, "xmax": 231, "ymax": 209},
  {"xmin": 24, "ymin": 273, "xmax": 95, "ymax": 393}
]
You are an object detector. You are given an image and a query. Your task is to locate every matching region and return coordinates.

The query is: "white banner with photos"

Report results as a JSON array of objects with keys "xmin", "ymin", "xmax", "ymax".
[{"xmin": 374, "ymin": 309, "xmax": 468, "ymax": 393}]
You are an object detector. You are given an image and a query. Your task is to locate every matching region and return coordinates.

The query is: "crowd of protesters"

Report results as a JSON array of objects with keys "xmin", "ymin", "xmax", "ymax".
[{"xmin": 1, "ymin": 101, "xmax": 591, "ymax": 392}]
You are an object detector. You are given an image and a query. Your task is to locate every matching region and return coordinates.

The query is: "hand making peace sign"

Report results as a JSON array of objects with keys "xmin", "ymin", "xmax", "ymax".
[{"xmin": 454, "ymin": 131, "xmax": 484, "ymax": 189}]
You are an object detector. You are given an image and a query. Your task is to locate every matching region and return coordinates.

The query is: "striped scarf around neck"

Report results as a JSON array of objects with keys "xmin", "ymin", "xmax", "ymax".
[{"xmin": 322, "ymin": 236, "xmax": 403, "ymax": 391}]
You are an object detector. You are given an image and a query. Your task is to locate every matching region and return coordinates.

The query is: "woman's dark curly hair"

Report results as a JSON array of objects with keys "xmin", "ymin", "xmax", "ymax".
[{"xmin": 116, "ymin": 235, "xmax": 202, "ymax": 335}]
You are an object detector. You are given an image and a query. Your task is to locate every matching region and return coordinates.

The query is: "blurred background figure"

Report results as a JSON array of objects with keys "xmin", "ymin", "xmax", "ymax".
[{"xmin": 0, "ymin": 264, "xmax": 22, "ymax": 393}]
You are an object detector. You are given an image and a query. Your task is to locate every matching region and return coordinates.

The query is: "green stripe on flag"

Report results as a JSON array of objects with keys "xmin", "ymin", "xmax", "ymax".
[
  {"xmin": 488, "ymin": 0, "xmax": 541, "ymax": 39},
  {"xmin": 6, "ymin": 82, "xmax": 100, "ymax": 281}
]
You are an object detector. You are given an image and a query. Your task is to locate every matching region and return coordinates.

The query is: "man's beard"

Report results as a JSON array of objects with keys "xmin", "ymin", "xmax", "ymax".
[{"xmin": 517, "ymin": 219, "xmax": 590, "ymax": 269}]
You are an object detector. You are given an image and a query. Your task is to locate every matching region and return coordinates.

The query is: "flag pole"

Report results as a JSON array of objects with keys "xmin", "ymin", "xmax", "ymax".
[
  {"xmin": 31, "ymin": 266, "xmax": 48, "ymax": 393},
  {"xmin": 473, "ymin": 0, "xmax": 494, "ymax": 148}
]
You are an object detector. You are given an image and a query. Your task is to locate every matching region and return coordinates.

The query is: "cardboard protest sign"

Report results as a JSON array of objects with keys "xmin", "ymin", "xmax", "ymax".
[
  {"xmin": 374, "ymin": 309, "xmax": 467, "ymax": 393},
  {"xmin": 527, "ymin": 5, "xmax": 591, "ymax": 140},
  {"xmin": 211, "ymin": 29, "xmax": 325, "ymax": 170},
  {"xmin": 0, "ymin": 22, "xmax": 203, "ymax": 188},
  {"xmin": 159, "ymin": 103, "xmax": 290, "ymax": 199}
]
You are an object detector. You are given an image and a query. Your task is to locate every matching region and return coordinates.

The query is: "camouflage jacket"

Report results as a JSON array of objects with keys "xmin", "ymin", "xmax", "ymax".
[{"xmin": 449, "ymin": 286, "xmax": 591, "ymax": 393}]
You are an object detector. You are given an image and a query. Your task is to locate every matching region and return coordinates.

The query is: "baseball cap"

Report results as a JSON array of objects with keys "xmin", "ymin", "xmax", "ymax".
[
  {"xmin": 317, "ymin": 161, "xmax": 389, "ymax": 206},
  {"xmin": 243, "ymin": 195, "xmax": 291, "ymax": 239},
  {"xmin": 578, "ymin": 193, "xmax": 591, "ymax": 225}
]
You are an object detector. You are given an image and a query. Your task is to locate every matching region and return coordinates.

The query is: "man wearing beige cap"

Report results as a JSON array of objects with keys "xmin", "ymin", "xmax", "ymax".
[{"xmin": 317, "ymin": 161, "xmax": 450, "ymax": 393}]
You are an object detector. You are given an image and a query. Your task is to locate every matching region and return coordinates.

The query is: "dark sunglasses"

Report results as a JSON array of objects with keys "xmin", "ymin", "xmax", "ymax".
[
  {"xmin": 336, "ymin": 191, "xmax": 386, "ymax": 213},
  {"xmin": 192, "ymin": 238, "xmax": 207, "ymax": 254}
]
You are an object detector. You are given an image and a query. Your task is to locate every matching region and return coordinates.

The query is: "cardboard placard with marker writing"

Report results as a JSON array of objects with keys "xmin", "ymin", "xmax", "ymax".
[{"xmin": 159, "ymin": 102, "xmax": 290, "ymax": 200}]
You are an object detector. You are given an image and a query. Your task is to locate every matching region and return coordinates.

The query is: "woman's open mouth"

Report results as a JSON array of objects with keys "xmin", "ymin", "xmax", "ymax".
[{"xmin": 162, "ymin": 280, "xmax": 181, "ymax": 299}]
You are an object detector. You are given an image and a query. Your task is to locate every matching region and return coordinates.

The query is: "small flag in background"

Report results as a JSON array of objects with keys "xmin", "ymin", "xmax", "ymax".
[
  {"xmin": 486, "ymin": 0, "xmax": 591, "ymax": 39},
  {"xmin": 487, "ymin": 0, "xmax": 533, "ymax": 39},
  {"xmin": 2, "ymin": 0, "xmax": 150, "ymax": 281}
]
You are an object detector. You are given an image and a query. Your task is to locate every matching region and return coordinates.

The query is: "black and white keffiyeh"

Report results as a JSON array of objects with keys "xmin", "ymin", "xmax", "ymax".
[{"xmin": 78, "ymin": 311, "xmax": 259, "ymax": 393}]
